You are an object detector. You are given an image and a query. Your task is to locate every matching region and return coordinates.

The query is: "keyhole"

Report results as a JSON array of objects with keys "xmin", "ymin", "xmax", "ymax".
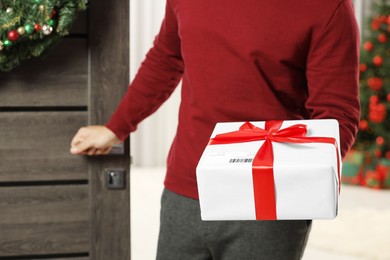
[{"xmin": 109, "ymin": 172, "xmax": 117, "ymax": 185}]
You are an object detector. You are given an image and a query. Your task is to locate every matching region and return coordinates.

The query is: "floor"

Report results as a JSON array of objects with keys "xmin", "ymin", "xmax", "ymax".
[{"xmin": 131, "ymin": 167, "xmax": 390, "ymax": 260}]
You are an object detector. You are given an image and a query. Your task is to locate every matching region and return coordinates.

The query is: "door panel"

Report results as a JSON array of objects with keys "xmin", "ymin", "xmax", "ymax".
[
  {"xmin": 0, "ymin": 39, "xmax": 88, "ymax": 107},
  {"xmin": 0, "ymin": 112, "xmax": 88, "ymax": 182},
  {"xmin": 70, "ymin": 11, "xmax": 88, "ymax": 35},
  {"xmin": 0, "ymin": 186, "xmax": 88, "ymax": 256}
]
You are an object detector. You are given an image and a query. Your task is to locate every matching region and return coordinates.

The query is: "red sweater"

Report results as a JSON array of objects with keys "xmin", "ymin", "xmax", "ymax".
[{"xmin": 106, "ymin": 0, "xmax": 360, "ymax": 199}]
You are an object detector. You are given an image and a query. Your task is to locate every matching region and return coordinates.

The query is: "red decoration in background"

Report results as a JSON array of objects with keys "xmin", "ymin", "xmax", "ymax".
[
  {"xmin": 365, "ymin": 170, "xmax": 382, "ymax": 189},
  {"xmin": 364, "ymin": 41, "xmax": 374, "ymax": 51},
  {"xmin": 369, "ymin": 103, "xmax": 386, "ymax": 123},
  {"xmin": 378, "ymin": 33, "xmax": 387, "ymax": 43},
  {"xmin": 7, "ymin": 30, "xmax": 19, "ymax": 41},
  {"xmin": 373, "ymin": 55, "xmax": 383, "ymax": 66},
  {"xmin": 380, "ymin": 15, "xmax": 388, "ymax": 23},
  {"xmin": 372, "ymin": 19, "xmax": 381, "ymax": 30},
  {"xmin": 349, "ymin": 3, "xmax": 390, "ymax": 190},
  {"xmin": 376, "ymin": 164, "xmax": 390, "ymax": 188},
  {"xmin": 369, "ymin": 95, "xmax": 386, "ymax": 123},
  {"xmin": 367, "ymin": 77, "xmax": 384, "ymax": 91},
  {"xmin": 34, "ymin": 24, "xmax": 41, "ymax": 32},
  {"xmin": 370, "ymin": 95, "xmax": 380, "ymax": 104},
  {"xmin": 359, "ymin": 120, "xmax": 369, "ymax": 130},
  {"xmin": 376, "ymin": 136, "xmax": 385, "ymax": 145},
  {"xmin": 375, "ymin": 150, "xmax": 382, "ymax": 158},
  {"xmin": 360, "ymin": 63, "xmax": 368, "ymax": 72}
]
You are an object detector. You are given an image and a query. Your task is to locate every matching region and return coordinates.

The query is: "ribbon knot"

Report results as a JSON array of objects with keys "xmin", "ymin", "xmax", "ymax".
[{"xmin": 209, "ymin": 121, "xmax": 340, "ymax": 220}]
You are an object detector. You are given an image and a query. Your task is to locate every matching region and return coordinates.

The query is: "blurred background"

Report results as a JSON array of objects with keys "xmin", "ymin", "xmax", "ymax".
[{"xmin": 130, "ymin": 0, "xmax": 390, "ymax": 259}]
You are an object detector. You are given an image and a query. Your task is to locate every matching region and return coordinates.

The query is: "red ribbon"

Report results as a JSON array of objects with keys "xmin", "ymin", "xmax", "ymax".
[{"xmin": 209, "ymin": 121, "xmax": 340, "ymax": 220}]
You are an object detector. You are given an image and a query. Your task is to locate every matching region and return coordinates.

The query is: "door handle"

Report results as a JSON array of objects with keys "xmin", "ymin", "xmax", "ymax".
[{"xmin": 109, "ymin": 143, "xmax": 125, "ymax": 155}]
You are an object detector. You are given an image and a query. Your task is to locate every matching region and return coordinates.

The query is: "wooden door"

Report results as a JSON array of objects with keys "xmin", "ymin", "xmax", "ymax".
[{"xmin": 0, "ymin": 1, "xmax": 130, "ymax": 259}]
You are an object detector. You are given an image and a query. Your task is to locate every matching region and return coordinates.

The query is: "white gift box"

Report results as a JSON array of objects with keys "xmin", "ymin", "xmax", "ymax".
[{"xmin": 196, "ymin": 119, "xmax": 342, "ymax": 220}]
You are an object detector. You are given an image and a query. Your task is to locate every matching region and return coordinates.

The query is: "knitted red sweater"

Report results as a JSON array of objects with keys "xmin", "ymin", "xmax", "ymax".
[{"xmin": 106, "ymin": 0, "xmax": 360, "ymax": 199}]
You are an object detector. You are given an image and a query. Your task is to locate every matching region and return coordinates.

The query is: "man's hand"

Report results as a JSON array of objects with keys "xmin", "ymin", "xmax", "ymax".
[{"xmin": 70, "ymin": 126, "xmax": 121, "ymax": 156}]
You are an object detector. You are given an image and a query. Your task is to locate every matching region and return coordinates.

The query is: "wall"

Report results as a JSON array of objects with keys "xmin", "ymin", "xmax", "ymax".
[{"xmin": 130, "ymin": 0, "xmax": 180, "ymax": 167}]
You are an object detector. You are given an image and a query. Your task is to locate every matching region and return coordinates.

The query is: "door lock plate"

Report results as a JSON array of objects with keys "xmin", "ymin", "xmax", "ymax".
[{"xmin": 105, "ymin": 169, "xmax": 126, "ymax": 189}]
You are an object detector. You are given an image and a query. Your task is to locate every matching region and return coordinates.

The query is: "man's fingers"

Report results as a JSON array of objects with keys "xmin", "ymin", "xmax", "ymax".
[
  {"xmin": 87, "ymin": 148, "xmax": 98, "ymax": 156},
  {"xmin": 70, "ymin": 128, "xmax": 86, "ymax": 147},
  {"xmin": 95, "ymin": 147, "xmax": 112, "ymax": 155},
  {"xmin": 70, "ymin": 125, "xmax": 118, "ymax": 156},
  {"xmin": 102, "ymin": 147, "xmax": 112, "ymax": 154},
  {"xmin": 71, "ymin": 138, "xmax": 94, "ymax": 155},
  {"xmin": 70, "ymin": 129, "xmax": 88, "ymax": 154}
]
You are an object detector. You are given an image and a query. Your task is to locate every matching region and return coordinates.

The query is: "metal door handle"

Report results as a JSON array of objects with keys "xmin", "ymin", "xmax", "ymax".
[{"xmin": 109, "ymin": 143, "xmax": 125, "ymax": 155}]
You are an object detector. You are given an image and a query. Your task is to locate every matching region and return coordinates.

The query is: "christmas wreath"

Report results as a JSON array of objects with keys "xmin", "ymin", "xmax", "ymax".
[{"xmin": 0, "ymin": 0, "xmax": 86, "ymax": 72}]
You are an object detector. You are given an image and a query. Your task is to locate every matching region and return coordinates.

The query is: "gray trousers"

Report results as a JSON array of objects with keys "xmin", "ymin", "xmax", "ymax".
[{"xmin": 156, "ymin": 189, "xmax": 311, "ymax": 260}]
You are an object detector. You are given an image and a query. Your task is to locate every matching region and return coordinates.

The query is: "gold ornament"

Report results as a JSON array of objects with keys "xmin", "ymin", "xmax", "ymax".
[
  {"xmin": 6, "ymin": 7, "xmax": 13, "ymax": 13},
  {"xmin": 17, "ymin": 27, "xmax": 26, "ymax": 35},
  {"xmin": 39, "ymin": 5, "xmax": 45, "ymax": 11}
]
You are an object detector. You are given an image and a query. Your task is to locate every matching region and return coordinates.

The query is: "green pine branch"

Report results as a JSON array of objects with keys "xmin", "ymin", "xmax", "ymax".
[{"xmin": 0, "ymin": 0, "xmax": 86, "ymax": 71}]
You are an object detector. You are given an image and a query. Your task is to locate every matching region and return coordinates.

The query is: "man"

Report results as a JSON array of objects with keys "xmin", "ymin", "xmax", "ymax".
[{"xmin": 71, "ymin": 0, "xmax": 360, "ymax": 259}]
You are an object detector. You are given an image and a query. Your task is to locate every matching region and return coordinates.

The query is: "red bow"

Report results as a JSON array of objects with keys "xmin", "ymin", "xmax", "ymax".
[{"xmin": 209, "ymin": 121, "xmax": 340, "ymax": 220}]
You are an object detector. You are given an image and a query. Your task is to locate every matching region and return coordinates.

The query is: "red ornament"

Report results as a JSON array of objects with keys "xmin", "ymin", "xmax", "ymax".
[
  {"xmin": 367, "ymin": 77, "xmax": 384, "ymax": 91},
  {"xmin": 363, "ymin": 41, "xmax": 374, "ymax": 51},
  {"xmin": 378, "ymin": 33, "xmax": 387, "ymax": 43},
  {"xmin": 359, "ymin": 63, "xmax": 367, "ymax": 72},
  {"xmin": 388, "ymin": 15, "xmax": 390, "ymax": 25},
  {"xmin": 370, "ymin": 95, "xmax": 379, "ymax": 104},
  {"xmin": 373, "ymin": 55, "xmax": 383, "ymax": 66},
  {"xmin": 34, "ymin": 24, "xmax": 41, "ymax": 32},
  {"xmin": 386, "ymin": 151, "xmax": 390, "ymax": 160},
  {"xmin": 387, "ymin": 93, "xmax": 390, "ymax": 102},
  {"xmin": 51, "ymin": 9, "xmax": 57, "ymax": 18},
  {"xmin": 376, "ymin": 136, "xmax": 385, "ymax": 146},
  {"xmin": 369, "ymin": 103, "xmax": 386, "ymax": 123},
  {"xmin": 365, "ymin": 169, "xmax": 381, "ymax": 189},
  {"xmin": 380, "ymin": 16, "xmax": 388, "ymax": 23},
  {"xmin": 7, "ymin": 30, "xmax": 19, "ymax": 42},
  {"xmin": 359, "ymin": 120, "xmax": 368, "ymax": 130},
  {"xmin": 374, "ymin": 149, "xmax": 382, "ymax": 158},
  {"xmin": 371, "ymin": 19, "xmax": 381, "ymax": 30}
]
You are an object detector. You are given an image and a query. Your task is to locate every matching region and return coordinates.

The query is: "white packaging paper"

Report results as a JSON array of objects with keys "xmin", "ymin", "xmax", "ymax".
[{"xmin": 196, "ymin": 119, "xmax": 341, "ymax": 220}]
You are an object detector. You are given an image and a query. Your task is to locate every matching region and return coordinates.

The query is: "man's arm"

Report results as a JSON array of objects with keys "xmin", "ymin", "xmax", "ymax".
[
  {"xmin": 105, "ymin": 0, "xmax": 183, "ymax": 140},
  {"xmin": 70, "ymin": 0, "xmax": 182, "ymax": 155},
  {"xmin": 305, "ymin": 0, "xmax": 360, "ymax": 158}
]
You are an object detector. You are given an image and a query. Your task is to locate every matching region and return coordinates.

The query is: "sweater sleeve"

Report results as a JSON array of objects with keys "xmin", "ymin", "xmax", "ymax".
[
  {"xmin": 305, "ymin": 0, "xmax": 360, "ymax": 158},
  {"xmin": 106, "ymin": 0, "xmax": 183, "ymax": 140}
]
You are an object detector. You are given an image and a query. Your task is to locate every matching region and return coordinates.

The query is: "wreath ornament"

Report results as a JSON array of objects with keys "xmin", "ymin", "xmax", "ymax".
[{"xmin": 0, "ymin": 0, "xmax": 86, "ymax": 71}]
